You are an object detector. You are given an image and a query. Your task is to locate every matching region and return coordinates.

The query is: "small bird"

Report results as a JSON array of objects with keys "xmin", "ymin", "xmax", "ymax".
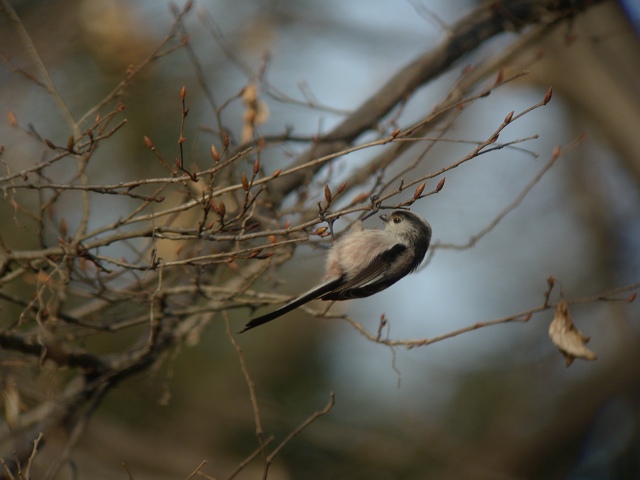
[{"xmin": 240, "ymin": 210, "xmax": 432, "ymax": 332}]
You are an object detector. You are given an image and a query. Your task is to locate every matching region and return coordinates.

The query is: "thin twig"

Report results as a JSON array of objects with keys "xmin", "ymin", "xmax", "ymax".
[
  {"xmin": 342, "ymin": 281, "xmax": 640, "ymax": 348},
  {"xmin": 262, "ymin": 393, "xmax": 336, "ymax": 480},
  {"xmin": 224, "ymin": 315, "xmax": 265, "ymax": 450}
]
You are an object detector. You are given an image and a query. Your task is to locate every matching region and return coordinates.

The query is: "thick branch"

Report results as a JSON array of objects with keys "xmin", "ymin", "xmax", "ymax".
[{"xmin": 268, "ymin": 0, "xmax": 603, "ymax": 202}]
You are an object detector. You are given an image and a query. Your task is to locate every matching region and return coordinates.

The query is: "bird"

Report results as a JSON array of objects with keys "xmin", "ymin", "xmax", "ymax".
[{"xmin": 240, "ymin": 210, "xmax": 432, "ymax": 332}]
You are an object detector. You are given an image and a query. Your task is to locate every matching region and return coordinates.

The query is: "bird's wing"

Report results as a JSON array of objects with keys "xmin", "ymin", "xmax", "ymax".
[
  {"xmin": 322, "ymin": 243, "xmax": 408, "ymax": 300},
  {"xmin": 240, "ymin": 276, "xmax": 344, "ymax": 333}
]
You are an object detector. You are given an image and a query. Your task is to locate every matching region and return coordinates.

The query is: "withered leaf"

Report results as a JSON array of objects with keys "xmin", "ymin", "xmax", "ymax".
[{"xmin": 548, "ymin": 299, "xmax": 597, "ymax": 367}]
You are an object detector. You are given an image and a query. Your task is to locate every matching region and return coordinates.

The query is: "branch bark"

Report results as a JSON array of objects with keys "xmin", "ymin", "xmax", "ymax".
[{"xmin": 267, "ymin": 0, "xmax": 604, "ymax": 202}]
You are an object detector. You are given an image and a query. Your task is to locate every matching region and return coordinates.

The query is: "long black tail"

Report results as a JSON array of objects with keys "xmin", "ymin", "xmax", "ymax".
[{"xmin": 239, "ymin": 277, "xmax": 343, "ymax": 333}]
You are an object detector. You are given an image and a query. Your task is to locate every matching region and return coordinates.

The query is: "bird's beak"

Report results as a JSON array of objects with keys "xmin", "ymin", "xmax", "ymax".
[{"xmin": 380, "ymin": 214, "xmax": 389, "ymax": 223}]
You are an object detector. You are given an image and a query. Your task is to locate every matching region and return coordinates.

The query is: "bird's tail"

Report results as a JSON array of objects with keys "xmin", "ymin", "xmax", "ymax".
[{"xmin": 239, "ymin": 277, "xmax": 343, "ymax": 333}]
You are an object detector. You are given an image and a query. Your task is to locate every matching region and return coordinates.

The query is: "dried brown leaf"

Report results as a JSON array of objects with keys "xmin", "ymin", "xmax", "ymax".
[
  {"xmin": 548, "ymin": 299, "xmax": 597, "ymax": 367},
  {"xmin": 7, "ymin": 110, "xmax": 17, "ymax": 127},
  {"xmin": 59, "ymin": 218, "xmax": 67, "ymax": 237}
]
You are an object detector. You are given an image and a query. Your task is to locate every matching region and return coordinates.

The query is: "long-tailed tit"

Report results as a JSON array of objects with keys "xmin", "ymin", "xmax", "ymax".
[{"xmin": 241, "ymin": 210, "xmax": 432, "ymax": 332}]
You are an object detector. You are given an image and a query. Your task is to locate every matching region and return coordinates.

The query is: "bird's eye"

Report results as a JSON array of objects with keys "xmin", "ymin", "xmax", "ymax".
[{"xmin": 393, "ymin": 216, "xmax": 402, "ymax": 224}]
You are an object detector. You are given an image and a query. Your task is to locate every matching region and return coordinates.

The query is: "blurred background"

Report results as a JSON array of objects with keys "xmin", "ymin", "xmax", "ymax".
[{"xmin": 1, "ymin": 1, "xmax": 639, "ymax": 479}]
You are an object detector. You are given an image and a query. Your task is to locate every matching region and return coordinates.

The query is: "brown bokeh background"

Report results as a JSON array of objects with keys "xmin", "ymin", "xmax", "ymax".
[{"xmin": 1, "ymin": 1, "xmax": 639, "ymax": 479}]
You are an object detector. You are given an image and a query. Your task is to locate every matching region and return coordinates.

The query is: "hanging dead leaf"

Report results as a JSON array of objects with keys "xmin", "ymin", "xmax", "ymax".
[
  {"xmin": 241, "ymin": 83, "xmax": 270, "ymax": 143},
  {"xmin": 7, "ymin": 110, "xmax": 17, "ymax": 127},
  {"xmin": 2, "ymin": 377, "xmax": 20, "ymax": 428},
  {"xmin": 548, "ymin": 299, "xmax": 597, "ymax": 367}
]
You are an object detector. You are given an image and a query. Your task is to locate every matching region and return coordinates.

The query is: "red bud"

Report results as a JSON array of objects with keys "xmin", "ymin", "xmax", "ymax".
[
  {"xmin": 351, "ymin": 192, "xmax": 370, "ymax": 204},
  {"xmin": 324, "ymin": 185, "xmax": 332, "ymax": 203},
  {"xmin": 504, "ymin": 111, "xmax": 514, "ymax": 124}
]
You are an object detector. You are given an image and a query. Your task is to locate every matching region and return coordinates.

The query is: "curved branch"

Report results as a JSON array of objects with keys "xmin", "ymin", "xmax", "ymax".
[{"xmin": 267, "ymin": 0, "xmax": 603, "ymax": 202}]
